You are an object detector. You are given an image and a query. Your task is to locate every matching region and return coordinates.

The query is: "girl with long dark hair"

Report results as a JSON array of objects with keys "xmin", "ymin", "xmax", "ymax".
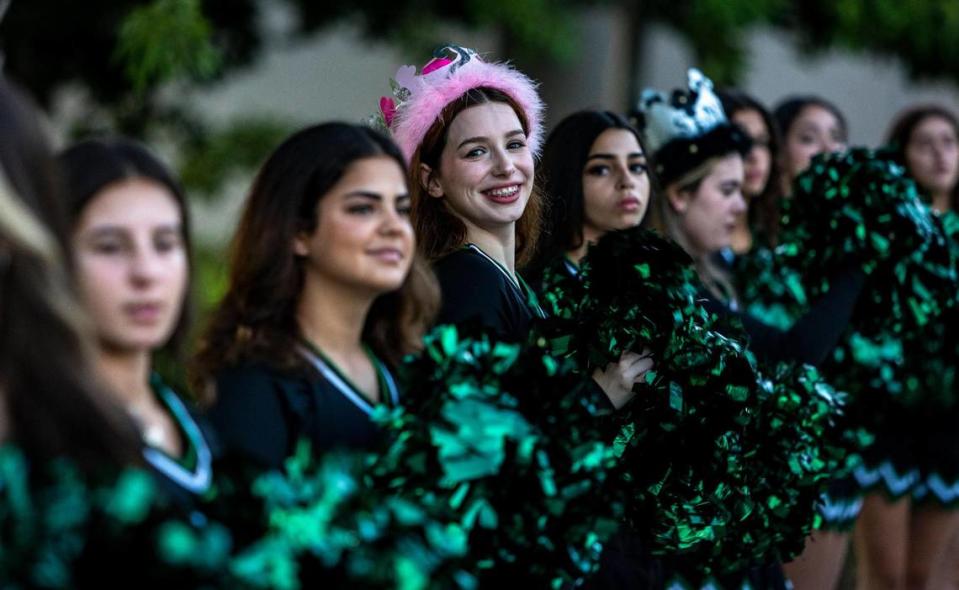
[
  {"xmin": 194, "ymin": 122, "xmax": 439, "ymax": 469},
  {"xmin": 532, "ymin": 110, "xmax": 651, "ymax": 278},
  {"xmin": 59, "ymin": 138, "xmax": 213, "ymax": 499}
]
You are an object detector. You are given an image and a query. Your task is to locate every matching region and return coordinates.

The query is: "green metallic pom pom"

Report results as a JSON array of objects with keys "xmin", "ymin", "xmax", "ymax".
[
  {"xmin": 538, "ymin": 227, "xmax": 841, "ymax": 581},
  {"xmin": 374, "ymin": 324, "xmax": 623, "ymax": 587},
  {"xmin": 0, "ymin": 444, "xmax": 231, "ymax": 588},
  {"xmin": 745, "ymin": 149, "xmax": 959, "ymax": 495}
]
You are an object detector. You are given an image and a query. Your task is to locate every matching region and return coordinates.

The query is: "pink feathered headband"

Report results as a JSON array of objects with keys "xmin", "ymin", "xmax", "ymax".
[{"xmin": 375, "ymin": 45, "xmax": 545, "ymax": 164}]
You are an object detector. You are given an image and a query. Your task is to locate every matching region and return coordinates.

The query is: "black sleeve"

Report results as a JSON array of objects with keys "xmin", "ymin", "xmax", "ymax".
[
  {"xmin": 585, "ymin": 376, "xmax": 618, "ymax": 412},
  {"xmin": 205, "ymin": 366, "xmax": 293, "ymax": 470},
  {"xmin": 433, "ymin": 251, "xmax": 525, "ymax": 340},
  {"xmin": 703, "ymin": 267, "xmax": 866, "ymax": 366}
]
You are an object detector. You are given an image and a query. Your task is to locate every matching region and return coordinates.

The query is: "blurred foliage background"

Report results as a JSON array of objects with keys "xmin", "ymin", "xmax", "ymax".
[{"xmin": 2, "ymin": 0, "xmax": 958, "ymax": 387}]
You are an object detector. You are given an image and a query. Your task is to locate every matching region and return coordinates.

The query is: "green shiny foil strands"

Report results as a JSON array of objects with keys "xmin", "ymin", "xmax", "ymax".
[
  {"xmin": 739, "ymin": 363, "xmax": 865, "ymax": 545},
  {"xmin": 541, "ymin": 228, "xmax": 703, "ymax": 369},
  {"xmin": 901, "ymin": 211, "xmax": 959, "ymax": 410},
  {"xmin": 0, "ymin": 444, "xmax": 231, "ymax": 588},
  {"xmin": 539, "ymin": 227, "xmax": 838, "ymax": 581},
  {"xmin": 1, "ymin": 439, "xmax": 470, "ymax": 590},
  {"xmin": 783, "ymin": 149, "xmax": 956, "ymax": 388},
  {"xmin": 776, "ymin": 148, "xmax": 959, "ymax": 467},
  {"xmin": 731, "ymin": 239, "xmax": 871, "ymax": 494},
  {"xmin": 538, "ymin": 257, "xmax": 588, "ymax": 322},
  {"xmin": 892, "ymin": 210, "xmax": 959, "ymax": 488},
  {"xmin": 732, "ymin": 240, "xmax": 808, "ymax": 332},
  {"xmin": 229, "ymin": 441, "xmax": 474, "ymax": 590},
  {"xmin": 372, "ymin": 324, "xmax": 623, "ymax": 588}
]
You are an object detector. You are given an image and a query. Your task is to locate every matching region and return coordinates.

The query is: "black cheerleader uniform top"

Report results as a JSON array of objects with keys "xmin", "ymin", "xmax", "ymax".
[
  {"xmin": 143, "ymin": 373, "xmax": 215, "ymax": 501},
  {"xmin": 207, "ymin": 343, "xmax": 400, "ymax": 470},
  {"xmin": 433, "ymin": 243, "xmax": 547, "ymax": 341}
]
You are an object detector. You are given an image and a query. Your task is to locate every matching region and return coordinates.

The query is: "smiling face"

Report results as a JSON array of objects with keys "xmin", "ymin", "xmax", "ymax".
[
  {"xmin": 732, "ymin": 108, "xmax": 772, "ymax": 197},
  {"xmin": 782, "ymin": 104, "xmax": 847, "ymax": 183},
  {"xmin": 73, "ymin": 178, "xmax": 188, "ymax": 353},
  {"xmin": 905, "ymin": 115, "xmax": 959, "ymax": 201},
  {"xmin": 668, "ymin": 154, "xmax": 747, "ymax": 257},
  {"xmin": 423, "ymin": 101, "xmax": 534, "ymax": 234},
  {"xmin": 581, "ymin": 128, "xmax": 650, "ymax": 240},
  {"xmin": 294, "ymin": 155, "xmax": 414, "ymax": 295}
]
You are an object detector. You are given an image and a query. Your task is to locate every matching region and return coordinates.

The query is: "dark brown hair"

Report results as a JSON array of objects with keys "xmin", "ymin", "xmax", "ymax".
[
  {"xmin": 58, "ymin": 138, "xmax": 195, "ymax": 358},
  {"xmin": 410, "ymin": 87, "xmax": 544, "ymax": 268},
  {"xmin": 719, "ymin": 89, "xmax": 784, "ymax": 246},
  {"xmin": 886, "ymin": 104, "xmax": 959, "ymax": 212},
  {"xmin": 0, "ymin": 78, "xmax": 142, "ymax": 468},
  {"xmin": 773, "ymin": 95, "xmax": 849, "ymax": 147},
  {"xmin": 536, "ymin": 110, "xmax": 648, "ymax": 259},
  {"xmin": 191, "ymin": 123, "xmax": 439, "ymax": 403}
]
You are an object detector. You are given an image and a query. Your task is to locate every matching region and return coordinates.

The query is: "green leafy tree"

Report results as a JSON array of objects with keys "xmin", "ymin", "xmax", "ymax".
[{"xmin": 633, "ymin": 0, "xmax": 959, "ymax": 85}]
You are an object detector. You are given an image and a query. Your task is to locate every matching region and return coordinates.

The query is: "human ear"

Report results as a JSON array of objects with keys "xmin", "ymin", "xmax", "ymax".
[
  {"xmin": 419, "ymin": 163, "xmax": 443, "ymax": 199},
  {"xmin": 292, "ymin": 232, "xmax": 310, "ymax": 257},
  {"xmin": 666, "ymin": 185, "xmax": 690, "ymax": 214}
]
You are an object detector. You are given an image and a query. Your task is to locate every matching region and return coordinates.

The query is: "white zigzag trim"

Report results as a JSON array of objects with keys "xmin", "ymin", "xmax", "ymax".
[
  {"xmin": 913, "ymin": 473, "xmax": 959, "ymax": 504},
  {"xmin": 854, "ymin": 461, "xmax": 920, "ymax": 496},
  {"xmin": 818, "ymin": 492, "xmax": 863, "ymax": 523}
]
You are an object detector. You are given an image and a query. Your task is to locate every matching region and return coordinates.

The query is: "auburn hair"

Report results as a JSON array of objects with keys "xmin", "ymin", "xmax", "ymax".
[{"xmin": 409, "ymin": 87, "xmax": 544, "ymax": 268}]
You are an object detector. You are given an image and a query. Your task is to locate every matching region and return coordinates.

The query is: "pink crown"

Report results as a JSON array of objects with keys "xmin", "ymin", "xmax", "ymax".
[{"xmin": 375, "ymin": 45, "xmax": 545, "ymax": 164}]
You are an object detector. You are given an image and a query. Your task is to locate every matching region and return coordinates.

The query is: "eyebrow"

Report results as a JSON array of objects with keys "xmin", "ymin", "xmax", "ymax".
[
  {"xmin": 86, "ymin": 222, "xmax": 181, "ymax": 235},
  {"xmin": 345, "ymin": 191, "xmax": 382, "ymax": 201},
  {"xmin": 344, "ymin": 191, "xmax": 410, "ymax": 201},
  {"xmin": 457, "ymin": 129, "xmax": 525, "ymax": 150},
  {"xmin": 586, "ymin": 152, "xmax": 646, "ymax": 161},
  {"xmin": 797, "ymin": 122, "xmax": 835, "ymax": 133}
]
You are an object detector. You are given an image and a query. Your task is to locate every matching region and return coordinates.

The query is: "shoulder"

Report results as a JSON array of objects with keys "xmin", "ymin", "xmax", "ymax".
[
  {"xmin": 214, "ymin": 362, "xmax": 288, "ymax": 395},
  {"xmin": 433, "ymin": 250, "xmax": 509, "ymax": 321},
  {"xmin": 206, "ymin": 363, "xmax": 305, "ymax": 468},
  {"xmin": 433, "ymin": 248, "xmax": 507, "ymax": 287},
  {"xmin": 210, "ymin": 362, "xmax": 314, "ymax": 418}
]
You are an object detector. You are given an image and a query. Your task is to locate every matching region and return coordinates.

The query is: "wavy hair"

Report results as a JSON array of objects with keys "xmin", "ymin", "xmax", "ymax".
[
  {"xmin": 191, "ymin": 123, "xmax": 439, "ymax": 403},
  {"xmin": 410, "ymin": 87, "xmax": 544, "ymax": 268}
]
